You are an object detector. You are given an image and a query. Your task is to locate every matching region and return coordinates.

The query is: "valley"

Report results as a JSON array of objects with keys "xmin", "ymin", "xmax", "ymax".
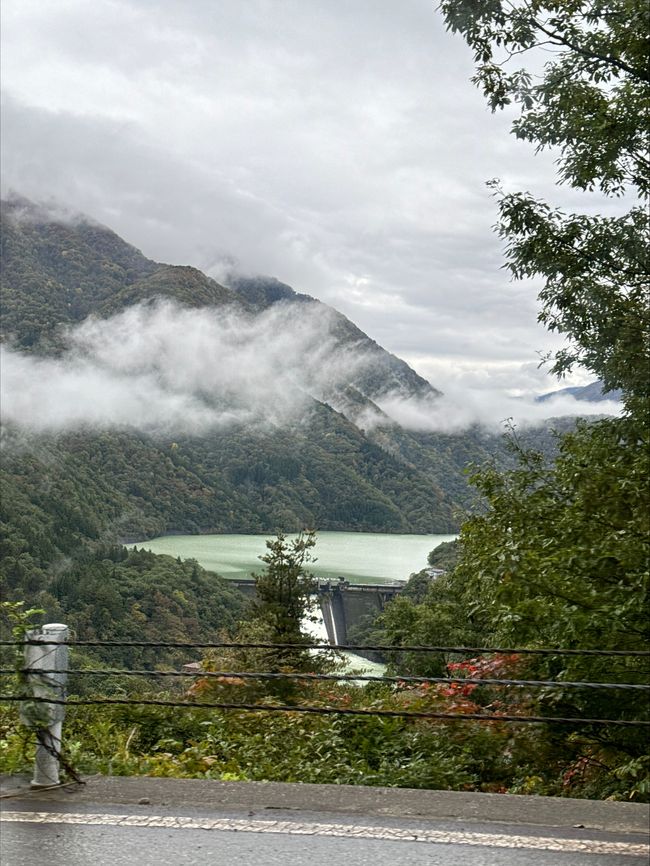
[{"xmin": 1, "ymin": 195, "xmax": 644, "ymax": 805}]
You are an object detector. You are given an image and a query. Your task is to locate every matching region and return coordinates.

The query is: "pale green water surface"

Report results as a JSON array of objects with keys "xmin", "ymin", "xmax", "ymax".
[{"xmin": 136, "ymin": 531, "xmax": 457, "ymax": 585}]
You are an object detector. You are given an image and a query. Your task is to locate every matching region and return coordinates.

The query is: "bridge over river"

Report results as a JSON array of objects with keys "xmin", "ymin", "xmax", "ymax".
[{"xmin": 230, "ymin": 578, "xmax": 404, "ymax": 644}]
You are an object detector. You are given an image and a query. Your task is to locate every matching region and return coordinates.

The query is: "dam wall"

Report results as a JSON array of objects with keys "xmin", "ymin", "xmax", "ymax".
[{"xmin": 230, "ymin": 578, "xmax": 404, "ymax": 644}]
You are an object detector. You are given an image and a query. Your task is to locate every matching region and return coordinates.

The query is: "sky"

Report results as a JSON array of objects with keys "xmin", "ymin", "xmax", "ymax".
[{"xmin": 0, "ymin": 0, "xmax": 615, "ymax": 403}]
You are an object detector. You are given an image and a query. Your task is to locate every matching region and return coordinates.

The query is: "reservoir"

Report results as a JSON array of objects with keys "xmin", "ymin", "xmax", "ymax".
[
  {"xmin": 136, "ymin": 531, "xmax": 457, "ymax": 585},
  {"xmin": 136, "ymin": 531, "xmax": 457, "ymax": 677}
]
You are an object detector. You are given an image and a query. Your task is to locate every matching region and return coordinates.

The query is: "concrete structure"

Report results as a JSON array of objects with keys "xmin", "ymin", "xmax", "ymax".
[
  {"xmin": 20, "ymin": 624, "xmax": 69, "ymax": 788},
  {"xmin": 318, "ymin": 579, "xmax": 403, "ymax": 644},
  {"xmin": 230, "ymin": 578, "xmax": 404, "ymax": 644}
]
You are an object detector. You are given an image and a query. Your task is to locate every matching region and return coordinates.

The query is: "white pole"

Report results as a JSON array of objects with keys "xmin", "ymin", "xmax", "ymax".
[{"xmin": 20, "ymin": 623, "xmax": 69, "ymax": 788}]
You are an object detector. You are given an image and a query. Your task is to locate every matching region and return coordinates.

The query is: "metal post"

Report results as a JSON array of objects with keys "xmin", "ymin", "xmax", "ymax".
[{"xmin": 20, "ymin": 623, "xmax": 69, "ymax": 788}]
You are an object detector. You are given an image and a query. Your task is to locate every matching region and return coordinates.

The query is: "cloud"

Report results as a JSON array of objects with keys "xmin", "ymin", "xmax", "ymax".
[
  {"xmin": 369, "ymin": 389, "xmax": 621, "ymax": 435},
  {"xmin": 1, "ymin": 297, "xmax": 619, "ymax": 438},
  {"xmin": 1, "ymin": 0, "xmax": 630, "ymax": 401},
  {"xmin": 0, "ymin": 301, "xmax": 620, "ymax": 435},
  {"xmin": 0, "ymin": 300, "xmax": 367, "ymax": 434}
]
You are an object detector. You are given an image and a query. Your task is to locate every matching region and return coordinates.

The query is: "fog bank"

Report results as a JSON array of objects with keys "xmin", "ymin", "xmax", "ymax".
[
  {"xmin": 1, "ymin": 300, "xmax": 365, "ymax": 434},
  {"xmin": 1, "ymin": 300, "xmax": 620, "ymax": 436}
]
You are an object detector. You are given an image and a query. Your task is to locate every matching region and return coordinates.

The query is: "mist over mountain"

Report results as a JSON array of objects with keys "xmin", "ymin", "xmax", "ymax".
[
  {"xmin": 226, "ymin": 273, "xmax": 441, "ymax": 406},
  {"xmin": 1, "ymin": 195, "xmax": 441, "ymax": 430},
  {"xmin": 0, "ymin": 194, "xmax": 606, "ymax": 571}
]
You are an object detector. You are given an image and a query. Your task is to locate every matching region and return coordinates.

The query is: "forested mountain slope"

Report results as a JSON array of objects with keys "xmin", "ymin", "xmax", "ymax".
[
  {"xmin": 0, "ymin": 196, "xmax": 573, "ymax": 638},
  {"xmin": 1, "ymin": 196, "xmax": 462, "ymax": 573},
  {"xmin": 0, "ymin": 196, "xmax": 244, "ymax": 351}
]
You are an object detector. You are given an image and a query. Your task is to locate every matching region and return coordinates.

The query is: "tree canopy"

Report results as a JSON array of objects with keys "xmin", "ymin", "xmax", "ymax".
[
  {"xmin": 356, "ymin": 0, "xmax": 650, "ymax": 797},
  {"xmin": 440, "ymin": 0, "xmax": 650, "ymax": 416}
]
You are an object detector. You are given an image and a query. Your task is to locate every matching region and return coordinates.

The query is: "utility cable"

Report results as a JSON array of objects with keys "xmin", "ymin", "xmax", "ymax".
[
  {"xmin": 5, "ymin": 668, "xmax": 649, "ymax": 692},
  {"xmin": 3, "ymin": 640, "xmax": 649, "ymax": 657},
  {"xmin": 1, "ymin": 694, "xmax": 647, "ymax": 727}
]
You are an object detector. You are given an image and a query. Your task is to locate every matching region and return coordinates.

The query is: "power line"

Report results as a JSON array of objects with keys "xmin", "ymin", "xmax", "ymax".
[
  {"xmin": 2, "ymin": 640, "xmax": 649, "ymax": 657},
  {"xmin": 1, "ymin": 694, "xmax": 647, "ymax": 727},
  {"xmin": 6, "ymin": 668, "xmax": 649, "ymax": 692}
]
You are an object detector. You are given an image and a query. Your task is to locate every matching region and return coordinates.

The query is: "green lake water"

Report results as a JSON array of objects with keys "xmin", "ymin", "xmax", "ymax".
[
  {"xmin": 136, "ymin": 531, "xmax": 457, "ymax": 585},
  {"xmin": 136, "ymin": 531, "xmax": 457, "ymax": 677}
]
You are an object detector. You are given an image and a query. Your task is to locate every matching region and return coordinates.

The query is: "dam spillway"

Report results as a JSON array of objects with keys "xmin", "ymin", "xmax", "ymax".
[{"xmin": 230, "ymin": 578, "xmax": 404, "ymax": 645}]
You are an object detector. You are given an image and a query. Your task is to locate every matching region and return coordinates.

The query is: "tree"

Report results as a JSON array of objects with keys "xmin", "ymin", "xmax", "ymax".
[
  {"xmin": 433, "ymin": 1, "xmax": 650, "ymax": 647},
  {"xmin": 427, "ymin": 539, "xmax": 460, "ymax": 571},
  {"xmin": 252, "ymin": 531, "xmax": 318, "ymax": 649},
  {"xmin": 409, "ymin": 1, "xmax": 650, "ymax": 798},
  {"xmin": 205, "ymin": 531, "xmax": 324, "ymax": 703},
  {"xmin": 439, "ymin": 0, "xmax": 650, "ymax": 417}
]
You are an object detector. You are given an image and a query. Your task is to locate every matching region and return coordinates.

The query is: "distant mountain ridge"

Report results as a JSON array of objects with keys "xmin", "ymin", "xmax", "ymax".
[{"xmin": 536, "ymin": 381, "xmax": 623, "ymax": 404}]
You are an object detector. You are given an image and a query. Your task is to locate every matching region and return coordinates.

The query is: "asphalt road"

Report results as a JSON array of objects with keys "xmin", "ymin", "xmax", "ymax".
[{"xmin": 1, "ymin": 776, "xmax": 648, "ymax": 866}]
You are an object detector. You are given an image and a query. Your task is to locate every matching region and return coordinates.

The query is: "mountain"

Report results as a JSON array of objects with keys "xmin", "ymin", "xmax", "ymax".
[
  {"xmin": 0, "ymin": 195, "xmax": 461, "ymax": 561},
  {"xmin": 0, "ymin": 195, "xmax": 244, "ymax": 351},
  {"xmin": 227, "ymin": 273, "xmax": 441, "ymax": 405},
  {"xmin": 1, "ymin": 198, "xmax": 574, "ymax": 553},
  {"xmin": 536, "ymin": 381, "xmax": 623, "ymax": 404},
  {"xmin": 1, "ymin": 196, "xmax": 577, "ymax": 649},
  {"xmin": 1, "ymin": 197, "xmax": 578, "ymax": 549},
  {"xmin": 1, "ymin": 195, "xmax": 442, "ymax": 435}
]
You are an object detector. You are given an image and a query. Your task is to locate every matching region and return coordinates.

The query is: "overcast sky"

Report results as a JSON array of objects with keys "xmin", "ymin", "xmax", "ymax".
[{"xmin": 0, "ymin": 0, "xmax": 612, "ymax": 398}]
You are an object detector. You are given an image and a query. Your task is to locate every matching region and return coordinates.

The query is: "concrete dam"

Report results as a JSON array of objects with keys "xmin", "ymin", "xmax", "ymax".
[{"xmin": 230, "ymin": 578, "xmax": 404, "ymax": 644}]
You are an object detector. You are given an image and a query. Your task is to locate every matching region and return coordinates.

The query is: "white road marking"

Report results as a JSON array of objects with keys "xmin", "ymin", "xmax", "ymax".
[{"xmin": 1, "ymin": 810, "xmax": 647, "ymax": 857}]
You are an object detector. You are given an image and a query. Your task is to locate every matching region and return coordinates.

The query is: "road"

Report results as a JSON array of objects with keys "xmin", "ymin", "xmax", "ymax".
[{"xmin": 1, "ymin": 776, "xmax": 648, "ymax": 865}]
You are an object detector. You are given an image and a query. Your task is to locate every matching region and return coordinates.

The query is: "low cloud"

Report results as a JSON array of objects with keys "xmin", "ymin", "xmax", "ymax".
[
  {"xmin": 369, "ymin": 389, "xmax": 622, "ymax": 434},
  {"xmin": 1, "ymin": 300, "xmax": 366, "ymax": 434},
  {"xmin": 1, "ymin": 298, "xmax": 620, "ymax": 438}
]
